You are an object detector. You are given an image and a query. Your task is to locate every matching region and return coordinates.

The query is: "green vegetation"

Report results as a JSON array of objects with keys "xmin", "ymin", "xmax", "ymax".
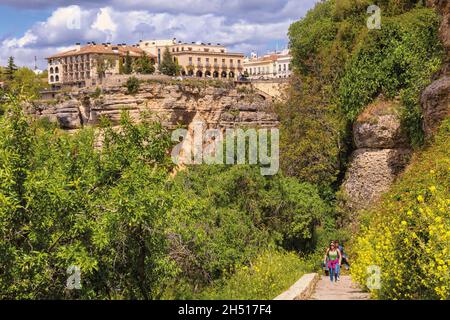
[
  {"xmin": 126, "ymin": 76, "xmax": 140, "ymax": 94},
  {"xmin": 159, "ymin": 47, "xmax": 181, "ymax": 76},
  {"xmin": 280, "ymin": 0, "xmax": 442, "ymax": 195},
  {"xmin": 93, "ymin": 55, "xmax": 117, "ymax": 81},
  {"xmin": 0, "ymin": 59, "xmax": 49, "ymax": 100},
  {"xmin": 0, "ymin": 96, "xmax": 328, "ymax": 299},
  {"xmin": 352, "ymin": 118, "xmax": 450, "ymax": 299},
  {"xmin": 9, "ymin": 68, "xmax": 49, "ymax": 98},
  {"xmin": 90, "ymin": 87, "xmax": 102, "ymax": 99},
  {"xmin": 1, "ymin": 0, "xmax": 445, "ymax": 301},
  {"xmin": 194, "ymin": 250, "xmax": 312, "ymax": 300},
  {"xmin": 4, "ymin": 56, "xmax": 18, "ymax": 81},
  {"xmin": 124, "ymin": 52, "xmax": 133, "ymax": 75},
  {"xmin": 339, "ymin": 8, "xmax": 442, "ymax": 146},
  {"xmin": 134, "ymin": 52, "xmax": 155, "ymax": 74}
]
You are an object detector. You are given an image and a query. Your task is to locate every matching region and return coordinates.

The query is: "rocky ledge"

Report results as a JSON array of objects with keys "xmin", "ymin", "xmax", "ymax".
[
  {"xmin": 28, "ymin": 81, "xmax": 279, "ymax": 131},
  {"xmin": 343, "ymin": 100, "xmax": 412, "ymax": 212}
]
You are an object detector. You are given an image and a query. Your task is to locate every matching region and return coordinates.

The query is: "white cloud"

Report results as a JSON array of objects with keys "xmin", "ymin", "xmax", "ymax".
[
  {"xmin": 92, "ymin": 7, "xmax": 117, "ymax": 33},
  {"xmin": 0, "ymin": 1, "xmax": 319, "ymax": 69},
  {"xmin": 2, "ymin": 31, "xmax": 38, "ymax": 48}
]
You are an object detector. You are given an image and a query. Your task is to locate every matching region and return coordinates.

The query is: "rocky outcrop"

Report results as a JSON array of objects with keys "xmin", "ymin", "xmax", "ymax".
[
  {"xmin": 30, "ymin": 82, "xmax": 278, "ymax": 131},
  {"xmin": 421, "ymin": 76, "xmax": 450, "ymax": 138},
  {"xmin": 422, "ymin": 0, "xmax": 450, "ymax": 139},
  {"xmin": 343, "ymin": 100, "xmax": 412, "ymax": 211}
]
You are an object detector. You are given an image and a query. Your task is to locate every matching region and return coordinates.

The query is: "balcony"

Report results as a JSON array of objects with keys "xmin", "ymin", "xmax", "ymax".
[
  {"xmin": 221, "ymin": 64, "xmax": 228, "ymax": 69},
  {"xmin": 196, "ymin": 62, "xmax": 203, "ymax": 68},
  {"xmin": 205, "ymin": 62, "xmax": 211, "ymax": 68},
  {"xmin": 213, "ymin": 63, "xmax": 219, "ymax": 69}
]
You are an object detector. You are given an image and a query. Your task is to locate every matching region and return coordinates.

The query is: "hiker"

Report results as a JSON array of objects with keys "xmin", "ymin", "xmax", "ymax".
[
  {"xmin": 323, "ymin": 242, "xmax": 341, "ymax": 283},
  {"xmin": 335, "ymin": 240, "xmax": 350, "ymax": 271}
]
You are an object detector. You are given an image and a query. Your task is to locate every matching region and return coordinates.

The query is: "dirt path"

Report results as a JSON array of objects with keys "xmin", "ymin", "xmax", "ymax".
[{"xmin": 310, "ymin": 275, "xmax": 370, "ymax": 300}]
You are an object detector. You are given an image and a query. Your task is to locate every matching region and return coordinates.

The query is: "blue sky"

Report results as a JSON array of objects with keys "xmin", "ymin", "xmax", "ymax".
[{"xmin": 0, "ymin": 0, "xmax": 319, "ymax": 69}]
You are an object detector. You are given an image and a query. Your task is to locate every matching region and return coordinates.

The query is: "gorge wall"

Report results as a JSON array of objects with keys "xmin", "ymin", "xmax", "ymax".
[
  {"xmin": 29, "ymin": 81, "xmax": 279, "ymax": 132},
  {"xmin": 342, "ymin": 100, "xmax": 412, "ymax": 212},
  {"xmin": 343, "ymin": 2, "xmax": 449, "ymax": 212}
]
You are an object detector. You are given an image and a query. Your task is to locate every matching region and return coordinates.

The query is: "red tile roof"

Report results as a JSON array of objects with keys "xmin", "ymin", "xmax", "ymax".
[{"xmin": 47, "ymin": 44, "xmax": 153, "ymax": 59}]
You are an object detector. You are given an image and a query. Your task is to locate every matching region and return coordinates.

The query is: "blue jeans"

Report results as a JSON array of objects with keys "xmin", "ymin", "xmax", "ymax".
[
  {"xmin": 329, "ymin": 266, "xmax": 338, "ymax": 282},
  {"xmin": 336, "ymin": 263, "xmax": 340, "ymax": 279}
]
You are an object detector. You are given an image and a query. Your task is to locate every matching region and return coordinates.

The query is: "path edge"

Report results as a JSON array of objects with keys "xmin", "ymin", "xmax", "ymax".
[{"xmin": 273, "ymin": 273, "xmax": 319, "ymax": 300}]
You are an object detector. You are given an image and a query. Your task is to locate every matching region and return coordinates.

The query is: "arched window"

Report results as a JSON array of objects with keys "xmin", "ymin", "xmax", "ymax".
[
  {"xmin": 50, "ymin": 75, "xmax": 54, "ymax": 82},
  {"xmin": 55, "ymin": 67, "xmax": 59, "ymax": 73},
  {"xmin": 196, "ymin": 70, "xmax": 203, "ymax": 78},
  {"xmin": 205, "ymin": 71, "xmax": 211, "ymax": 78},
  {"xmin": 213, "ymin": 71, "xmax": 219, "ymax": 78},
  {"xmin": 50, "ymin": 67, "xmax": 54, "ymax": 74},
  {"xmin": 55, "ymin": 75, "xmax": 59, "ymax": 82},
  {"xmin": 229, "ymin": 71, "xmax": 235, "ymax": 79},
  {"xmin": 221, "ymin": 71, "xmax": 227, "ymax": 78}
]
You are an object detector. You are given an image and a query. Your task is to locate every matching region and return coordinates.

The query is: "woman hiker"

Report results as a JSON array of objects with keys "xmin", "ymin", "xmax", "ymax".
[{"xmin": 323, "ymin": 242, "xmax": 342, "ymax": 283}]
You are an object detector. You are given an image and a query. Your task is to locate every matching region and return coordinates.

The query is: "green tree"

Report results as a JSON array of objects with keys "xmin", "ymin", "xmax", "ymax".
[
  {"xmin": 118, "ymin": 57, "xmax": 124, "ymax": 75},
  {"xmin": 126, "ymin": 76, "xmax": 140, "ymax": 94},
  {"xmin": 9, "ymin": 67, "xmax": 48, "ymax": 99},
  {"xmin": 124, "ymin": 52, "xmax": 133, "ymax": 75},
  {"xmin": 135, "ymin": 52, "xmax": 155, "ymax": 74},
  {"xmin": 93, "ymin": 55, "xmax": 116, "ymax": 82},
  {"xmin": 5, "ymin": 56, "xmax": 18, "ymax": 81},
  {"xmin": 158, "ymin": 47, "xmax": 180, "ymax": 76}
]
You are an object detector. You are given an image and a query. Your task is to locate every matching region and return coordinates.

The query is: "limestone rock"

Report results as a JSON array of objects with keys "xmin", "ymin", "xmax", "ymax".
[
  {"xmin": 354, "ymin": 101, "xmax": 409, "ymax": 149},
  {"xmin": 421, "ymin": 76, "xmax": 450, "ymax": 139},
  {"xmin": 343, "ymin": 99, "xmax": 412, "ymax": 212},
  {"xmin": 33, "ymin": 82, "xmax": 279, "ymax": 132},
  {"xmin": 343, "ymin": 148, "xmax": 412, "ymax": 211}
]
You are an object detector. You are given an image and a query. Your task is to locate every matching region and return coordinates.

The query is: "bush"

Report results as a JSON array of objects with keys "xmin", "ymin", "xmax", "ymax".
[
  {"xmin": 195, "ymin": 250, "xmax": 312, "ymax": 300},
  {"xmin": 351, "ymin": 118, "xmax": 450, "ymax": 299},
  {"xmin": 284, "ymin": 3, "xmax": 443, "ymax": 199},
  {"xmin": 126, "ymin": 76, "xmax": 140, "ymax": 94},
  {"xmin": 0, "ymin": 97, "xmax": 176, "ymax": 299},
  {"xmin": 0, "ymin": 96, "xmax": 326, "ymax": 299},
  {"xmin": 338, "ymin": 8, "xmax": 443, "ymax": 146}
]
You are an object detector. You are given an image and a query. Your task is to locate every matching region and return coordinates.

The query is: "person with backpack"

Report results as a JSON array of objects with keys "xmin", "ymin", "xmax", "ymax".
[
  {"xmin": 335, "ymin": 240, "xmax": 350, "ymax": 272},
  {"xmin": 323, "ymin": 241, "xmax": 342, "ymax": 283}
]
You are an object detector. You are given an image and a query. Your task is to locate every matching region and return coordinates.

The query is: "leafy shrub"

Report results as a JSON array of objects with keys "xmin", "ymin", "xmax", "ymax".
[
  {"xmin": 90, "ymin": 87, "xmax": 102, "ymax": 98},
  {"xmin": 339, "ymin": 8, "xmax": 443, "ymax": 145},
  {"xmin": 195, "ymin": 250, "xmax": 312, "ymax": 300},
  {"xmin": 126, "ymin": 76, "xmax": 140, "ymax": 94},
  {"xmin": 351, "ymin": 118, "xmax": 450, "ymax": 299},
  {"xmin": 284, "ymin": 3, "xmax": 443, "ymax": 198},
  {"xmin": 0, "ymin": 96, "xmax": 177, "ymax": 299},
  {"xmin": 0, "ymin": 96, "xmax": 324, "ymax": 299}
]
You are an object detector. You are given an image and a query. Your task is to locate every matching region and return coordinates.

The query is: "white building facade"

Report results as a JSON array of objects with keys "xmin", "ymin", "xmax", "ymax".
[{"xmin": 243, "ymin": 49, "xmax": 292, "ymax": 80}]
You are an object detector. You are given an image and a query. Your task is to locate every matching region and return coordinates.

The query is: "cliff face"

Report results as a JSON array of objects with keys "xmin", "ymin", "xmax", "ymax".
[
  {"xmin": 342, "ymin": 100, "xmax": 412, "ymax": 212},
  {"xmin": 343, "ymin": 3, "xmax": 450, "ymax": 212},
  {"xmin": 422, "ymin": 0, "xmax": 450, "ymax": 138},
  {"xmin": 30, "ymin": 82, "xmax": 279, "ymax": 131}
]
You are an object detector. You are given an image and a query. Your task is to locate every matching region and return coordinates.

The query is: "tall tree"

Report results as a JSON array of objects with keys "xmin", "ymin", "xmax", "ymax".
[
  {"xmin": 135, "ymin": 52, "xmax": 155, "ymax": 75},
  {"xmin": 93, "ymin": 55, "xmax": 116, "ymax": 82},
  {"xmin": 124, "ymin": 52, "xmax": 133, "ymax": 75},
  {"xmin": 5, "ymin": 56, "xmax": 18, "ymax": 81},
  {"xmin": 158, "ymin": 47, "xmax": 180, "ymax": 76}
]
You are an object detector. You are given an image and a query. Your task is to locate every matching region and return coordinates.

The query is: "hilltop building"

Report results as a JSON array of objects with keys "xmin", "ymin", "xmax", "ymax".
[
  {"xmin": 243, "ymin": 49, "xmax": 292, "ymax": 80},
  {"xmin": 46, "ymin": 42, "xmax": 154, "ymax": 88},
  {"xmin": 139, "ymin": 39, "xmax": 245, "ymax": 79}
]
